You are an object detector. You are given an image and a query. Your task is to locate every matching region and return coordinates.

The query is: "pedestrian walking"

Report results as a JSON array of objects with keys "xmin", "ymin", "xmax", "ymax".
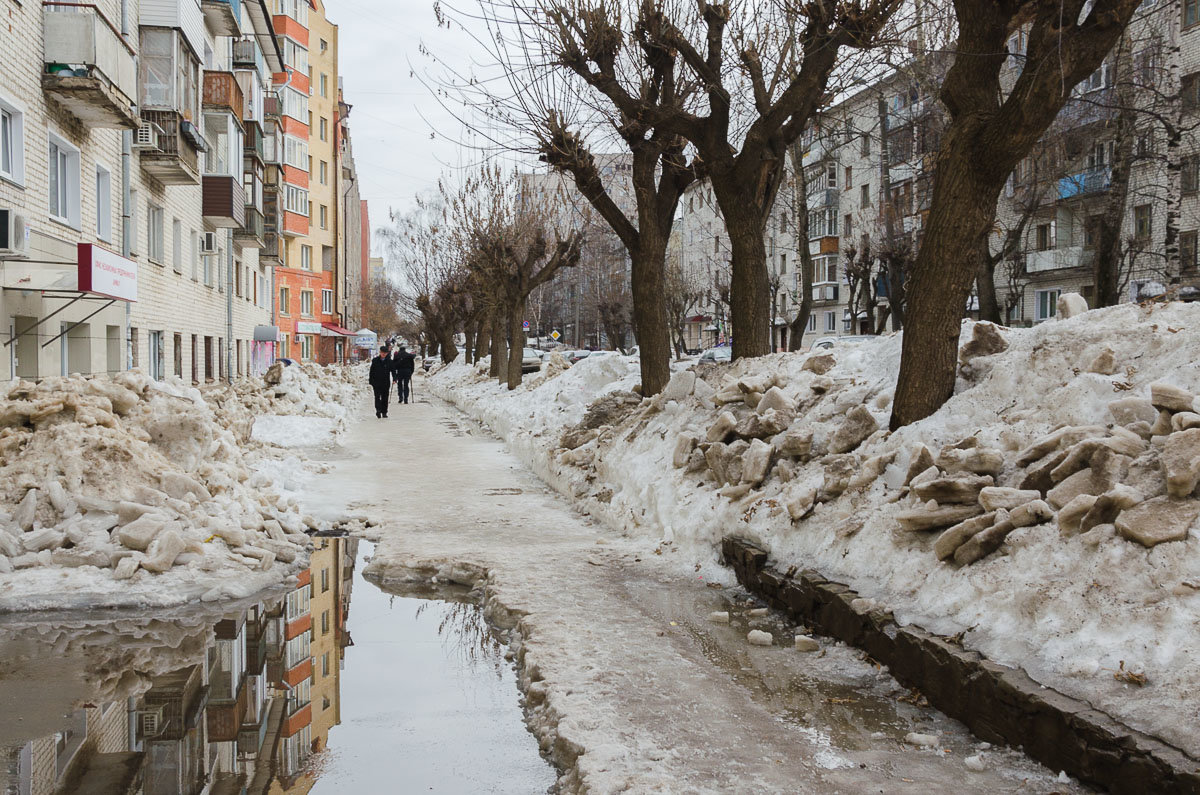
[
  {"xmin": 391, "ymin": 344, "xmax": 416, "ymax": 404},
  {"xmin": 369, "ymin": 346, "xmax": 392, "ymax": 418}
]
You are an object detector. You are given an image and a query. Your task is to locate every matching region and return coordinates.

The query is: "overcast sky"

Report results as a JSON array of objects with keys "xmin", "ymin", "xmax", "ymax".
[{"xmin": 333, "ymin": 0, "xmax": 514, "ymax": 255}]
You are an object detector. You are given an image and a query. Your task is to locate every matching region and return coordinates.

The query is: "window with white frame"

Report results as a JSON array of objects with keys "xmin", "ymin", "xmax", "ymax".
[
  {"xmin": 319, "ymin": 204, "xmax": 327, "ymax": 229},
  {"xmin": 172, "ymin": 219, "xmax": 182, "ymax": 272},
  {"xmin": 95, "ymin": 165, "xmax": 112, "ymax": 241},
  {"xmin": 282, "ymin": 38, "xmax": 308, "ymax": 75},
  {"xmin": 807, "ymin": 314, "xmax": 816, "ymax": 332},
  {"xmin": 139, "ymin": 28, "xmax": 198, "ymax": 115},
  {"xmin": 282, "ymin": 87, "xmax": 307, "ymax": 122},
  {"xmin": 824, "ymin": 311, "xmax": 836, "ymax": 331},
  {"xmin": 48, "ymin": 134, "xmax": 80, "ymax": 228},
  {"xmin": 147, "ymin": 203, "xmax": 164, "ymax": 263},
  {"xmin": 279, "ymin": 286, "xmax": 290, "ymax": 314},
  {"xmin": 320, "ymin": 73, "xmax": 328, "ymax": 97},
  {"xmin": 319, "ymin": 117, "xmax": 327, "ymax": 141},
  {"xmin": 285, "ymin": 185, "xmax": 309, "ymax": 215},
  {"xmin": 1035, "ymin": 288, "xmax": 1061, "ymax": 322},
  {"xmin": 278, "ymin": 0, "xmax": 309, "ymax": 26},
  {"xmin": 319, "ymin": 160, "xmax": 327, "ymax": 185},
  {"xmin": 300, "ymin": 245, "xmax": 312, "ymax": 271},
  {"xmin": 300, "ymin": 289, "xmax": 313, "ymax": 316},
  {"xmin": 299, "ymin": 334, "xmax": 313, "ymax": 360},
  {"xmin": 321, "ymin": 288, "xmax": 333, "ymax": 314},
  {"xmin": 0, "ymin": 97, "xmax": 25, "ymax": 184},
  {"xmin": 284, "ymin": 134, "xmax": 308, "ymax": 169}
]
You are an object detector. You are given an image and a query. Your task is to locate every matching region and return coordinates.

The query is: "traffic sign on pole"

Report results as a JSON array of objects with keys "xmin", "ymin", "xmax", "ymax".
[
  {"xmin": 522, "ymin": 320, "xmax": 531, "ymax": 331},
  {"xmin": 550, "ymin": 330, "xmax": 561, "ymax": 340}
]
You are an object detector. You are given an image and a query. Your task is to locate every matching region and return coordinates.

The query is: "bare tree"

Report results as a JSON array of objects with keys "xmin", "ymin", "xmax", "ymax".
[{"xmin": 891, "ymin": 0, "xmax": 1142, "ymax": 429}]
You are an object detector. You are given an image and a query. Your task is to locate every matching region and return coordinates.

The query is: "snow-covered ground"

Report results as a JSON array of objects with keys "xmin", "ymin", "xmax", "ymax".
[
  {"xmin": 431, "ymin": 302, "xmax": 1200, "ymax": 759},
  {"xmin": 0, "ymin": 362, "xmax": 366, "ymax": 610}
]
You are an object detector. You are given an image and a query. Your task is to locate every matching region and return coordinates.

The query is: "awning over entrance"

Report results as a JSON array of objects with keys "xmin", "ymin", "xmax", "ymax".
[
  {"xmin": 320, "ymin": 322, "xmax": 353, "ymax": 337},
  {"xmin": 253, "ymin": 325, "xmax": 279, "ymax": 342}
]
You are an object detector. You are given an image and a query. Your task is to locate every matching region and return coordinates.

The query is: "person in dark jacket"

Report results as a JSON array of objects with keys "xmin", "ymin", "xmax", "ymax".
[
  {"xmin": 369, "ymin": 346, "xmax": 392, "ymax": 418},
  {"xmin": 391, "ymin": 345, "xmax": 416, "ymax": 404}
]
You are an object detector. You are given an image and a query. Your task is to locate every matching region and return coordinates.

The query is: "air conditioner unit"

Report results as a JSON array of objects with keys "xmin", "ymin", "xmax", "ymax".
[
  {"xmin": 133, "ymin": 122, "xmax": 160, "ymax": 150},
  {"xmin": 0, "ymin": 208, "xmax": 29, "ymax": 258},
  {"xmin": 200, "ymin": 232, "xmax": 218, "ymax": 254}
]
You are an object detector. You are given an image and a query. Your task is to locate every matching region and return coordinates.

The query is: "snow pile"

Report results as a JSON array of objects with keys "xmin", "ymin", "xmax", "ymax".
[
  {"xmin": 431, "ymin": 302, "xmax": 1200, "ymax": 757},
  {"xmin": 0, "ymin": 366, "xmax": 358, "ymax": 610}
]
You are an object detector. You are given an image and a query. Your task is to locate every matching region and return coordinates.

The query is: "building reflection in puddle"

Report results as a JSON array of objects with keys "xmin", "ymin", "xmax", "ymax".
[{"xmin": 0, "ymin": 537, "xmax": 356, "ymax": 795}]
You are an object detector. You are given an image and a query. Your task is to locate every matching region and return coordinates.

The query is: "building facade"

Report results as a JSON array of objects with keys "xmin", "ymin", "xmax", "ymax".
[{"xmin": 0, "ymin": 0, "xmax": 286, "ymax": 384}]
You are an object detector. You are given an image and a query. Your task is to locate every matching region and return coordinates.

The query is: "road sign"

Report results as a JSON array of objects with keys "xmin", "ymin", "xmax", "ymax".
[
  {"xmin": 550, "ymin": 330, "xmax": 561, "ymax": 340},
  {"xmin": 522, "ymin": 320, "xmax": 530, "ymax": 331}
]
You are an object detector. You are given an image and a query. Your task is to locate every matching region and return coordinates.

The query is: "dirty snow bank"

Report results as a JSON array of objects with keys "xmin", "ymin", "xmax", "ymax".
[
  {"xmin": 0, "ymin": 363, "xmax": 366, "ymax": 610},
  {"xmin": 432, "ymin": 304, "xmax": 1200, "ymax": 759}
]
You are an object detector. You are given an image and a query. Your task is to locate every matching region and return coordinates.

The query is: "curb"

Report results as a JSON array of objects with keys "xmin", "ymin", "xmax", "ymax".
[{"xmin": 722, "ymin": 536, "xmax": 1200, "ymax": 794}]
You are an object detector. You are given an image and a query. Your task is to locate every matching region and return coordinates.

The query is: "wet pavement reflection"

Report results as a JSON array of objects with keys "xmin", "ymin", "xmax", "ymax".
[{"xmin": 0, "ymin": 539, "xmax": 554, "ymax": 794}]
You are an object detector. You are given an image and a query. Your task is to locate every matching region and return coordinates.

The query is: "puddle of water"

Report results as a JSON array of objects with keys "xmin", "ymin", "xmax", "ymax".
[{"xmin": 0, "ymin": 539, "xmax": 554, "ymax": 795}]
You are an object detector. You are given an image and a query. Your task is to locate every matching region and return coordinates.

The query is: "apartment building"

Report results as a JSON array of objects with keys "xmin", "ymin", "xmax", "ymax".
[{"xmin": 0, "ymin": 0, "xmax": 285, "ymax": 383}]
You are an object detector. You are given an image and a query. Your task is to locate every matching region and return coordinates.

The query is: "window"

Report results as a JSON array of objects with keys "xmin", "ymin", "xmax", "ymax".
[
  {"xmin": 1183, "ymin": 156, "xmax": 1199, "ymax": 194},
  {"xmin": 844, "ymin": 213, "xmax": 852, "ymax": 237},
  {"xmin": 1035, "ymin": 222, "xmax": 1054, "ymax": 251},
  {"xmin": 1035, "ymin": 288, "xmax": 1061, "ymax": 322},
  {"xmin": 320, "ymin": 38, "xmax": 328, "ymax": 52},
  {"xmin": 282, "ymin": 37, "xmax": 308, "ymax": 74},
  {"xmin": 322, "ymin": 651, "xmax": 330, "ymax": 676},
  {"xmin": 235, "ymin": 262, "xmax": 242, "ymax": 297},
  {"xmin": 322, "ymin": 288, "xmax": 333, "ymax": 313},
  {"xmin": 147, "ymin": 203, "xmax": 164, "ymax": 263},
  {"xmin": 807, "ymin": 209, "xmax": 839, "ymax": 238},
  {"xmin": 1006, "ymin": 30, "xmax": 1028, "ymax": 68},
  {"xmin": 713, "ymin": 236, "xmax": 719, "ymax": 254},
  {"xmin": 279, "ymin": 286, "xmax": 290, "ymax": 314},
  {"xmin": 860, "ymin": 184, "xmax": 870, "ymax": 208},
  {"xmin": 282, "ymin": 87, "xmax": 307, "ymax": 121},
  {"xmin": 1134, "ymin": 204, "xmax": 1152, "ymax": 242},
  {"xmin": 319, "ymin": 160, "xmax": 328, "ymax": 185},
  {"xmin": 321, "ymin": 610, "xmax": 330, "ymax": 635},
  {"xmin": 320, "ymin": 73, "xmax": 328, "ymax": 98},
  {"xmin": 1079, "ymin": 63, "xmax": 1109, "ymax": 92},
  {"xmin": 1184, "ymin": 73, "xmax": 1200, "ymax": 110},
  {"xmin": 300, "ymin": 290, "xmax": 314, "ymax": 316},
  {"xmin": 826, "ymin": 161, "xmax": 837, "ymax": 188},
  {"xmin": 1186, "ymin": 0, "xmax": 1199, "ymax": 27},
  {"xmin": 48, "ymin": 135, "xmax": 80, "ymax": 227},
  {"xmin": 1182, "ymin": 230, "xmax": 1198, "ymax": 271},
  {"xmin": 285, "ymin": 185, "xmax": 309, "ymax": 215},
  {"xmin": 172, "ymin": 219, "xmax": 182, "ymax": 272},
  {"xmin": 283, "ymin": 134, "xmax": 308, "ymax": 169},
  {"xmin": 844, "ymin": 166, "xmax": 852, "ymax": 188},
  {"xmin": 190, "ymin": 231, "xmax": 199, "ymax": 280},
  {"xmin": 807, "ymin": 314, "xmax": 816, "ymax": 332},
  {"xmin": 280, "ymin": 0, "xmax": 309, "ymax": 25},
  {"xmin": 322, "ymin": 245, "xmax": 333, "ymax": 271},
  {"xmin": 300, "ymin": 334, "xmax": 313, "ymax": 360},
  {"xmin": 320, "ymin": 567, "xmax": 329, "ymax": 592},
  {"xmin": 319, "ymin": 117, "xmax": 328, "ymax": 141},
  {"xmin": 860, "ymin": 133, "xmax": 870, "ymax": 156},
  {"xmin": 139, "ymin": 28, "xmax": 198, "ymax": 114},
  {"xmin": 95, "ymin": 166, "xmax": 112, "ymax": 241},
  {"xmin": 319, "ymin": 204, "xmax": 327, "ymax": 229},
  {"xmin": 300, "ymin": 245, "xmax": 312, "ymax": 271},
  {"xmin": 824, "ymin": 311, "xmax": 836, "ymax": 331},
  {"xmin": 0, "ymin": 98, "xmax": 24, "ymax": 184}
]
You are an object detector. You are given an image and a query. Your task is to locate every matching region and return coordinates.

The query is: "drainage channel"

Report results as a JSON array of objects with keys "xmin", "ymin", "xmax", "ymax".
[{"xmin": 0, "ymin": 539, "xmax": 555, "ymax": 794}]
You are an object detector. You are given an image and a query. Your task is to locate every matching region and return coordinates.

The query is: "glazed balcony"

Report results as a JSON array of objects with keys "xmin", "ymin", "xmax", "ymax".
[
  {"xmin": 235, "ymin": 206, "xmax": 265, "ymax": 246},
  {"xmin": 139, "ymin": 110, "xmax": 202, "ymax": 185},
  {"xmin": 203, "ymin": 70, "xmax": 245, "ymax": 123},
  {"xmin": 42, "ymin": 3, "xmax": 137, "ymax": 128}
]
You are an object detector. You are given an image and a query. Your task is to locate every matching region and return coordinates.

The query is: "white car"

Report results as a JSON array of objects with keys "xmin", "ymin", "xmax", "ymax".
[
  {"xmin": 811, "ymin": 335, "xmax": 875, "ymax": 350},
  {"xmin": 697, "ymin": 347, "xmax": 733, "ymax": 363}
]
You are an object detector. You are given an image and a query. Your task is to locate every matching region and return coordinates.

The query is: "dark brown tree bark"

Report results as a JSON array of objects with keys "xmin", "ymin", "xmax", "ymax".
[
  {"xmin": 976, "ymin": 237, "xmax": 1003, "ymax": 324},
  {"xmin": 489, "ymin": 312, "xmax": 505, "ymax": 379},
  {"xmin": 890, "ymin": 0, "xmax": 1142, "ymax": 430},
  {"xmin": 788, "ymin": 145, "xmax": 814, "ymax": 351}
]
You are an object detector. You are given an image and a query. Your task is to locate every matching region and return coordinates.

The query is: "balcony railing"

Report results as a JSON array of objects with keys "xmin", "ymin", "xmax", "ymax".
[
  {"xmin": 1058, "ymin": 166, "xmax": 1111, "ymax": 200},
  {"xmin": 812, "ymin": 283, "xmax": 840, "ymax": 302},
  {"xmin": 139, "ymin": 110, "xmax": 201, "ymax": 185},
  {"xmin": 232, "ymin": 38, "xmax": 264, "ymax": 72},
  {"xmin": 235, "ymin": 206, "xmax": 265, "ymax": 245},
  {"xmin": 1026, "ymin": 245, "xmax": 1093, "ymax": 273},
  {"xmin": 42, "ymin": 3, "xmax": 137, "ymax": 128},
  {"xmin": 1054, "ymin": 89, "xmax": 1116, "ymax": 132},
  {"xmin": 203, "ymin": 71, "xmax": 245, "ymax": 122},
  {"xmin": 244, "ymin": 122, "xmax": 265, "ymax": 162},
  {"xmin": 201, "ymin": 0, "xmax": 241, "ymax": 36}
]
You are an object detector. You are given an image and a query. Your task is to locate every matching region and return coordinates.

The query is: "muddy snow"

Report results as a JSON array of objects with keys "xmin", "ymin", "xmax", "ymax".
[{"xmin": 431, "ymin": 302, "xmax": 1200, "ymax": 759}]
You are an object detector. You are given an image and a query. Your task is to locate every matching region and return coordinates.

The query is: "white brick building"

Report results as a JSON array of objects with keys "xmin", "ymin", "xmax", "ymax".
[{"xmin": 0, "ymin": 0, "xmax": 282, "ymax": 383}]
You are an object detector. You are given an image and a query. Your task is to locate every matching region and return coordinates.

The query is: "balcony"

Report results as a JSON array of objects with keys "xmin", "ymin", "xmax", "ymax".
[
  {"xmin": 261, "ymin": 230, "xmax": 282, "ymax": 265},
  {"xmin": 203, "ymin": 175, "xmax": 246, "ymax": 228},
  {"xmin": 812, "ymin": 283, "xmax": 840, "ymax": 302},
  {"xmin": 1054, "ymin": 89, "xmax": 1116, "ymax": 132},
  {"xmin": 41, "ymin": 4, "xmax": 137, "ymax": 128},
  {"xmin": 1026, "ymin": 245, "xmax": 1092, "ymax": 273},
  {"xmin": 232, "ymin": 38, "xmax": 264, "ymax": 71},
  {"xmin": 139, "ymin": 110, "xmax": 201, "ymax": 185},
  {"xmin": 244, "ymin": 121, "xmax": 265, "ymax": 163},
  {"xmin": 203, "ymin": 71, "xmax": 245, "ymax": 122},
  {"xmin": 201, "ymin": 0, "xmax": 241, "ymax": 36},
  {"xmin": 1058, "ymin": 167, "xmax": 1111, "ymax": 200},
  {"xmin": 809, "ymin": 188, "xmax": 838, "ymax": 208},
  {"xmin": 235, "ymin": 206, "xmax": 265, "ymax": 245}
]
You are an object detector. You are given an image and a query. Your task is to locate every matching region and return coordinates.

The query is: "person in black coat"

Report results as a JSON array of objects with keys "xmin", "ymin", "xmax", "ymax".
[
  {"xmin": 391, "ymin": 345, "xmax": 416, "ymax": 404},
  {"xmin": 369, "ymin": 347, "xmax": 392, "ymax": 418}
]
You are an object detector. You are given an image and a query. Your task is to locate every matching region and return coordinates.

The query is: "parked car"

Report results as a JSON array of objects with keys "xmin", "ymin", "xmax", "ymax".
[
  {"xmin": 521, "ymin": 348, "xmax": 544, "ymax": 373},
  {"xmin": 567, "ymin": 350, "xmax": 592, "ymax": 364},
  {"xmin": 810, "ymin": 335, "xmax": 875, "ymax": 350},
  {"xmin": 697, "ymin": 347, "xmax": 733, "ymax": 363},
  {"xmin": 422, "ymin": 355, "xmax": 437, "ymax": 372}
]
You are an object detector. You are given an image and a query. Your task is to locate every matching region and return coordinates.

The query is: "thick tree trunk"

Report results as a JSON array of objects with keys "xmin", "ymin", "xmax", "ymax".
[
  {"xmin": 489, "ymin": 311, "xmax": 505, "ymax": 380},
  {"xmin": 506, "ymin": 300, "xmax": 526, "ymax": 390},
  {"xmin": 630, "ymin": 236, "xmax": 671, "ymax": 395},
  {"xmin": 891, "ymin": 146, "xmax": 1000, "ymax": 429},
  {"xmin": 473, "ymin": 314, "xmax": 489, "ymax": 364},
  {"xmin": 719, "ymin": 198, "xmax": 772, "ymax": 358},
  {"xmin": 1095, "ymin": 104, "xmax": 1135, "ymax": 307},
  {"xmin": 976, "ymin": 238, "xmax": 1003, "ymax": 323},
  {"xmin": 464, "ymin": 326, "xmax": 476, "ymax": 365}
]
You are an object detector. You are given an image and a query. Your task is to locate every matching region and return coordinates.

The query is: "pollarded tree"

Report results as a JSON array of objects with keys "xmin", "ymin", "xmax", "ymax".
[{"xmin": 890, "ymin": 0, "xmax": 1143, "ymax": 429}]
